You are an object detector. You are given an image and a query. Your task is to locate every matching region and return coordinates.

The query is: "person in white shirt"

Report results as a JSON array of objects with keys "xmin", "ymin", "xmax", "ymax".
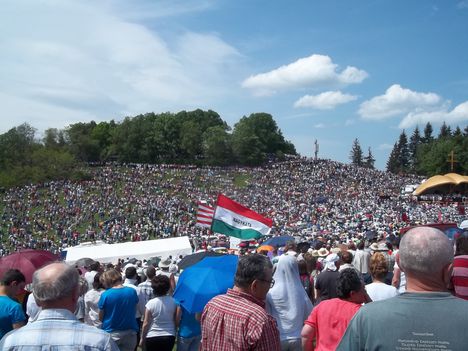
[
  {"xmin": 365, "ymin": 252, "xmax": 398, "ymax": 301},
  {"xmin": 140, "ymin": 275, "xmax": 177, "ymax": 351},
  {"xmin": 84, "ymin": 272, "xmax": 104, "ymax": 328}
]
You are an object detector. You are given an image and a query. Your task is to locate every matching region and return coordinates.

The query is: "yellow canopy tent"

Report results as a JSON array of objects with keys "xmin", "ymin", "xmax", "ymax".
[{"xmin": 413, "ymin": 173, "xmax": 468, "ymax": 196}]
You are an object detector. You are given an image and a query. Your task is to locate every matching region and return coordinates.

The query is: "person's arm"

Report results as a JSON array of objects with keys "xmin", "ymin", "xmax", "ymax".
[
  {"xmin": 175, "ymin": 305, "xmax": 182, "ymax": 328},
  {"xmin": 169, "ymin": 273, "xmax": 176, "ymax": 294},
  {"xmin": 99, "ymin": 309, "xmax": 104, "ymax": 322},
  {"xmin": 392, "ymin": 267, "xmax": 401, "ymax": 288},
  {"xmin": 139, "ymin": 308, "xmax": 153, "ymax": 348},
  {"xmin": 301, "ymin": 324, "xmax": 316, "ymax": 351}
]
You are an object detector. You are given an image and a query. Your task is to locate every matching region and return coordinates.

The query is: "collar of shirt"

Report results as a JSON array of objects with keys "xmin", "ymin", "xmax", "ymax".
[
  {"xmin": 36, "ymin": 308, "xmax": 77, "ymax": 321},
  {"xmin": 226, "ymin": 288, "xmax": 265, "ymax": 309}
]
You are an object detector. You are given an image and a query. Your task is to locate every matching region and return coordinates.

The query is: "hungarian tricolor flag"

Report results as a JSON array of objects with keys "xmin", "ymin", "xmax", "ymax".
[{"xmin": 211, "ymin": 194, "xmax": 272, "ymax": 240}]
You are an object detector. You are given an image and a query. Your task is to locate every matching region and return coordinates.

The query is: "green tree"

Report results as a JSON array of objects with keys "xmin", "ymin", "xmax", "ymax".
[
  {"xmin": 409, "ymin": 126, "xmax": 421, "ymax": 172},
  {"xmin": 363, "ymin": 147, "xmax": 375, "ymax": 169},
  {"xmin": 386, "ymin": 142, "xmax": 399, "ymax": 173},
  {"xmin": 202, "ymin": 126, "xmax": 233, "ymax": 165},
  {"xmin": 180, "ymin": 120, "xmax": 203, "ymax": 162},
  {"xmin": 0, "ymin": 123, "xmax": 38, "ymax": 169},
  {"xmin": 231, "ymin": 113, "xmax": 295, "ymax": 165},
  {"xmin": 438, "ymin": 121, "xmax": 452, "ymax": 139},
  {"xmin": 232, "ymin": 117, "xmax": 265, "ymax": 165},
  {"xmin": 65, "ymin": 122, "xmax": 100, "ymax": 162},
  {"xmin": 43, "ymin": 128, "xmax": 66, "ymax": 149},
  {"xmin": 397, "ymin": 130, "xmax": 410, "ymax": 172},
  {"xmin": 423, "ymin": 122, "xmax": 434, "ymax": 143},
  {"xmin": 349, "ymin": 138, "xmax": 363, "ymax": 166},
  {"xmin": 453, "ymin": 126, "xmax": 463, "ymax": 137}
]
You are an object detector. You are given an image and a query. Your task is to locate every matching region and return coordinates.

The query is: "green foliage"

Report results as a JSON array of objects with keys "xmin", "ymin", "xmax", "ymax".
[
  {"xmin": 202, "ymin": 126, "xmax": 233, "ymax": 166},
  {"xmin": 363, "ymin": 147, "xmax": 375, "ymax": 169},
  {"xmin": 423, "ymin": 122, "xmax": 433, "ymax": 143},
  {"xmin": 231, "ymin": 113, "xmax": 296, "ymax": 166},
  {"xmin": 388, "ymin": 123, "xmax": 468, "ymax": 176},
  {"xmin": 0, "ymin": 110, "xmax": 296, "ymax": 188},
  {"xmin": 409, "ymin": 126, "xmax": 421, "ymax": 172},
  {"xmin": 0, "ymin": 124, "xmax": 79, "ymax": 188},
  {"xmin": 349, "ymin": 138, "xmax": 363, "ymax": 166}
]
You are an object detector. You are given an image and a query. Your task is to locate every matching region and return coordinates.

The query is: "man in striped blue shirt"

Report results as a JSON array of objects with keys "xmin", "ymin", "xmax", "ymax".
[{"xmin": 0, "ymin": 262, "xmax": 118, "ymax": 351}]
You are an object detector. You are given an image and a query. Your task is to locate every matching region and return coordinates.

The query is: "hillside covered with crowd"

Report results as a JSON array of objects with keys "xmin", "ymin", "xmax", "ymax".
[{"xmin": 1, "ymin": 157, "xmax": 465, "ymax": 257}]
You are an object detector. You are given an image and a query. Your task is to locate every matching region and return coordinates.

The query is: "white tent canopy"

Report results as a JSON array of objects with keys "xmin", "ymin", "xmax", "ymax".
[
  {"xmin": 460, "ymin": 220, "xmax": 468, "ymax": 230},
  {"xmin": 63, "ymin": 236, "xmax": 192, "ymax": 264}
]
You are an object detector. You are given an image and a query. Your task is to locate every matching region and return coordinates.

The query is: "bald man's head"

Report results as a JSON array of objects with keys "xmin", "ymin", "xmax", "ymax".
[
  {"xmin": 33, "ymin": 262, "xmax": 79, "ymax": 306},
  {"xmin": 399, "ymin": 227, "xmax": 453, "ymax": 276}
]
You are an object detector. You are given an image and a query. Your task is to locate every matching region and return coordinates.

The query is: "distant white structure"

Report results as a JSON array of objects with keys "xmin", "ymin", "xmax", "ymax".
[{"xmin": 63, "ymin": 236, "xmax": 192, "ymax": 264}]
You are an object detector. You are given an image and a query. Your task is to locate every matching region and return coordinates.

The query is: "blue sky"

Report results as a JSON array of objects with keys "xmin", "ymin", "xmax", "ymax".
[{"xmin": 1, "ymin": 0, "xmax": 467, "ymax": 169}]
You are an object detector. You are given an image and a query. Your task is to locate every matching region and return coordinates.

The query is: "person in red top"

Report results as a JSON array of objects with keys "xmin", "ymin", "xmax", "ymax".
[
  {"xmin": 200, "ymin": 253, "xmax": 280, "ymax": 351},
  {"xmin": 301, "ymin": 268, "xmax": 371, "ymax": 351},
  {"xmin": 452, "ymin": 233, "xmax": 468, "ymax": 299}
]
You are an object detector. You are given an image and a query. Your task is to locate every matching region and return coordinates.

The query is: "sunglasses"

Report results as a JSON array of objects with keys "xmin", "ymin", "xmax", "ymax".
[{"xmin": 258, "ymin": 278, "xmax": 275, "ymax": 288}]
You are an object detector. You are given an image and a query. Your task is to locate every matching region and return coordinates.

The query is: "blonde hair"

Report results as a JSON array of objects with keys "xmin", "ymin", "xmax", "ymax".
[{"xmin": 370, "ymin": 252, "xmax": 388, "ymax": 280}]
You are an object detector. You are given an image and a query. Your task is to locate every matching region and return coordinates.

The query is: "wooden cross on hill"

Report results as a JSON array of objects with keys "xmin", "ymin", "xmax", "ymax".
[{"xmin": 447, "ymin": 150, "xmax": 458, "ymax": 172}]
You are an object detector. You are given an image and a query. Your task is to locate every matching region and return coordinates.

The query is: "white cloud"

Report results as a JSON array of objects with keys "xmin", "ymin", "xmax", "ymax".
[
  {"xmin": 378, "ymin": 143, "xmax": 393, "ymax": 150},
  {"xmin": 399, "ymin": 101, "xmax": 468, "ymax": 129},
  {"xmin": 313, "ymin": 123, "xmax": 325, "ymax": 128},
  {"xmin": 345, "ymin": 119, "xmax": 355, "ymax": 126},
  {"xmin": 242, "ymin": 54, "xmax": 368, "ymax": 96},
  {"xmin": 294, "ymin": 91, "xmax": 358, "ymax": 110},
  {"xmin": 358, "ymin": 84, "xmax": 441, "ymax": 120},
  {"xmin": 0, "ymin": 0, "xmax": 242, "ymax": 133}
]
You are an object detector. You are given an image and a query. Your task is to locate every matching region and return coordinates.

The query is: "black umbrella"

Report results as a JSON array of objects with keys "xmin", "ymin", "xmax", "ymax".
[
  {"xmin": 364, "ymin": 230, "xmax": 377, "ymax": 241},
  {"xmin": 75, "ymin": 257, "xmax": 95, "ymax": 268},
  {"xmin": 178, "ymin": 251, "xmax": 225, "ymax": 270},
  {"xmin": 263, "ymin": 235, "xmax": 295, "ymax": 248}
]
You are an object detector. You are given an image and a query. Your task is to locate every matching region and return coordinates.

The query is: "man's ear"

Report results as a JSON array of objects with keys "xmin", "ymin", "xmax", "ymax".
[
  {"xmin": 442, "ymin": 263, "xmax": 453, "ymax": 290},
  {"xmin": 71, "ymin": 285, "xmax": 80, "ymax": 304},
  {"xmin": 250, "ymin": 279, "xmax": 259, "ymax": 294}
]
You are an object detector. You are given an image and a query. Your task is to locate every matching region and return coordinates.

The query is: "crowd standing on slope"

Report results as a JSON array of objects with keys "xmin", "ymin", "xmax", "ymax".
[
  {"xmin": 1, "ymin": 158, "xmax": 468, "ymax": 350},
  {"xmin": 1, "ymin": 158, "xmax": 465, "ymax": 257}
]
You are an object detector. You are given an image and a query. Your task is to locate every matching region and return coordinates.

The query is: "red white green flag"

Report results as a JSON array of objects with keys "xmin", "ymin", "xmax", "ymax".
[{"xmin": 211, "ymin": 194, "xmax": 272, "ymax": 240}]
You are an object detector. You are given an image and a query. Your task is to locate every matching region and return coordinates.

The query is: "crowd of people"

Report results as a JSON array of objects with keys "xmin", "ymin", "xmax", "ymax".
[
  {"xmin": 1, "ymin": 158, "xmax": 465, "ymax": 257},
  {"xmin": 2, "ymin": 225, "xmax": 468, "ymax": 350},
  {"xmin": 1, "ymin": 158, "xmax": 468, "ymax": 350}
]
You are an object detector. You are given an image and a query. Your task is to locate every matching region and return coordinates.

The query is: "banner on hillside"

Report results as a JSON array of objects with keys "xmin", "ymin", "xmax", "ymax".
[
  {"xmin": 211, "ymin": 194, "xmax": 272, "ymax": 240},
  {"xmin": 196, "ymin": 201, "xmax": 215, "ymax": 228}
]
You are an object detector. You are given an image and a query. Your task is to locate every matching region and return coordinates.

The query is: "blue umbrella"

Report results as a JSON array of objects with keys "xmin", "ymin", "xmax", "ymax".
[
  {"xmin": 173, "ymin": 255, "xmax": 238, "ymax": 313},
  {"xmin": 263, "ymin": 235, "xmax": 295, "ymax": 247}
]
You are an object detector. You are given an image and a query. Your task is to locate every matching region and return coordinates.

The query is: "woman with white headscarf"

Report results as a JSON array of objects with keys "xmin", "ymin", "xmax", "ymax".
[{"xmin": 266, "ymin": 255, "xmax": 313, "ymax": 351}]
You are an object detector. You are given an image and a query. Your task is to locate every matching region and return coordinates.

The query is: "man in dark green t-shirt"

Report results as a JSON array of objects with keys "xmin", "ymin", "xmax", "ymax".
[{"xmin": 337, "ymin": 226, "xmax": 468, "ymax": 351}]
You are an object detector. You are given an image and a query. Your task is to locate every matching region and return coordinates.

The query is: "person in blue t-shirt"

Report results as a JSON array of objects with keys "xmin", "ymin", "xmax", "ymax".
[
  {"xmin": 99, "ymin": 268, "xmax": 139, "ymax": 351},
  {"xmin": 0, "ymin": 269, "xmax": 27, "ymax": 339},
  {"xmin": 176, "ymin": 304, "xmax": 201, "ymax": 351}
]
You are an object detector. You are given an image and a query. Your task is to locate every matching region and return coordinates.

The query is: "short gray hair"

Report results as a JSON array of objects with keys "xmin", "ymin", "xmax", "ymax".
[
  {"xmin": 399, "ymin": 227, "xmax": 453, "ymax": 275},
  {"xmin": 33, "ymin": 263, "xmax": 79, "ymax": 304},
  {"xmin": 234, "ymin": 254, "xmax": 272, "ymax": 289}
]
